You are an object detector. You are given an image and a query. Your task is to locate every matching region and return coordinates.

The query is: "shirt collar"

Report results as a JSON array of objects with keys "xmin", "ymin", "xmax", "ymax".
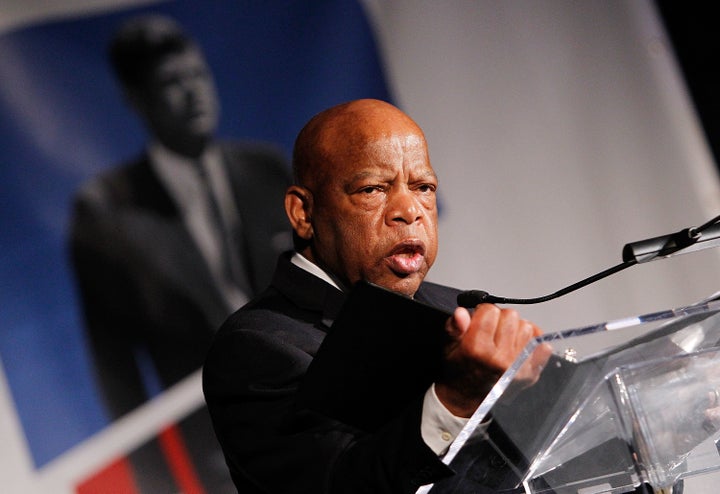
[
  {"xmin": 290, "ymin": 252, "xmax": 347, "ymax": 292},
  {"xmin": 148, "ymin": 141, "xmax": 221, "ymax": 171}
]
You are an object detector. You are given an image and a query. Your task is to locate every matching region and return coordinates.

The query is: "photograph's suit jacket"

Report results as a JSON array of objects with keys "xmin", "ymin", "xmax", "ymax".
[
  {"xmin": 69, "ymin": 141, "xmax": 291, "ymax": 493},
  {"xmin": 70, "ymin": 141, "xmax": 291, "ymax": 416}
]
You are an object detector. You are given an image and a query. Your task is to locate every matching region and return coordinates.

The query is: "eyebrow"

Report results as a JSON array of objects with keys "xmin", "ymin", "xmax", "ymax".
[
  {"xmin": 346, "ymin": 171, "xmax": 379, "ymax": 182},
  {"xmin": 413, "ymin": 170, "xmax": 438, "ymax": 181}
]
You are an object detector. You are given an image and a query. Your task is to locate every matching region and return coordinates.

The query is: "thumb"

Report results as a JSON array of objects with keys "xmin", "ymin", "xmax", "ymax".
[{"xmin": 446, "ymin": 306, "xmax": 471, "ymax": 340}]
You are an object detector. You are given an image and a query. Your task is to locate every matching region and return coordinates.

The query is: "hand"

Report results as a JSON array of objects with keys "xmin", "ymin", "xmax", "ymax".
[{"xmin": 435, "ymin": 304, "xmax": 550, "ymax": 417}]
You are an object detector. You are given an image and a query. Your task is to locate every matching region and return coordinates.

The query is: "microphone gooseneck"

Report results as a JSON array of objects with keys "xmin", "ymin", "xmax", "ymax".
[
  {"xmin": 457, "ymin": 213, "xmax": 720, "ymax": 308},
  {"xmin": 457, "ymin": 261, "xmax": 635, "ymax": 307}
]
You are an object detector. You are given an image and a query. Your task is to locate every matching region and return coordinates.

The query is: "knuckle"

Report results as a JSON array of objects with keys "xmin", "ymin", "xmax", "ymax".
[{"xmin": 501, "ymin": 308, "xmax": 519, "ymax": 319}]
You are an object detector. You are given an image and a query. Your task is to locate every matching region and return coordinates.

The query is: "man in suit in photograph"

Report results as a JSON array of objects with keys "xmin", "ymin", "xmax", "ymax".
[{"xmin": 69, "ymin": 14, "xmax": 291, "ymax": 492}]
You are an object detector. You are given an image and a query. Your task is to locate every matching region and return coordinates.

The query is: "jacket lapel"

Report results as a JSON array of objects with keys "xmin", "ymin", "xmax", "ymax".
[{"xmin": 270, "ymin": 253, "xmax": 347, "ymax": 329}]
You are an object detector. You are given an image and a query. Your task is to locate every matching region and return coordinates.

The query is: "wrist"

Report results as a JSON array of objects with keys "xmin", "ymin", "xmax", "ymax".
[{"xmin": 433, "ymin": 381, "xmax": 486, "ymax": 418}]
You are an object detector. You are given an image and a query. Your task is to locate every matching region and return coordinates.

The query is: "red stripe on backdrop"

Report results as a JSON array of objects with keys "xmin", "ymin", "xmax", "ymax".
[
  {"xmin": 75, "ymin": 456, "xmax": 139, "ymax": 494},
  {"xmin": 158, "ymin": 424, "xmax": 206, "ymax": 494}
]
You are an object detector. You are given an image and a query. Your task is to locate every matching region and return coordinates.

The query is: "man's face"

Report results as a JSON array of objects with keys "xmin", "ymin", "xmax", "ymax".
[
  {"xmin": 308, "ymin": 127, "xmax": 439, "ymax": 297},
  {"xmin": 136, "ymin": 47, "xmax": 219, "ymax": 145}
]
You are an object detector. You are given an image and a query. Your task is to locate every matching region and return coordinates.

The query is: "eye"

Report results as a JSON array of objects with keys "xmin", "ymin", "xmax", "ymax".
[
  {"xmin": 358, "ymin": 185, "xmax": 383, "ymax": 194},
  {"xmin": 416, "ymin": 183, "xmax": 437, "ymax": 193}
]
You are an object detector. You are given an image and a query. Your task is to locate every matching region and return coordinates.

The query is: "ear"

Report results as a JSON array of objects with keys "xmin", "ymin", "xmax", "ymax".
[{"xmin": 285, "ymin": 185, "xmax": 313, "ymax": 241}]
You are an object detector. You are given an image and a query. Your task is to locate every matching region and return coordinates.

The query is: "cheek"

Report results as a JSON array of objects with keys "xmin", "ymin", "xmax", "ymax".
[
  {"xmin": 334, "ymin": 217, "xmax": 383, "ymax": 267},
  {"xmin": 427, "ymin": 214, "xmax": 439, "ymax": 250},
  {"xmin": 158, "ymin": 87, "xmax": 188, "ymax": 114},
  {"xmin": 198, "ymin": 79, "xmax": 218, "ymax": 101},
  {"xmin": 337, "ymin": 219, "xmax": 377, "ymax": 257}
]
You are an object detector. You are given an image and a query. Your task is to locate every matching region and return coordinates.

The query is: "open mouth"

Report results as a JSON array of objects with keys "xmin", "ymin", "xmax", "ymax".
[{"xmin": 384, "ymin": 240, "xmax": 426, "ymax": 275}]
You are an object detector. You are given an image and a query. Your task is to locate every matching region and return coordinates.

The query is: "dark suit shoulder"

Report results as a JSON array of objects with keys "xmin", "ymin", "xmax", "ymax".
[
  {"xmin": 204, "ymin": 287, "xmax": 327, "ymax": 407},
  {"xmin": 217, "ymin": 140, "xmax": 290, "ymax": 180},
  {"xmin": 72, "ymin": 155, "xmax": 173, "ymax": 214},
  {"xmin": 217, "ymin": 286, "xmax": 296, "ymax": 335},
  {"xmin": 211, "ymin": 285, "xmax": 326, "ymax": 361}
]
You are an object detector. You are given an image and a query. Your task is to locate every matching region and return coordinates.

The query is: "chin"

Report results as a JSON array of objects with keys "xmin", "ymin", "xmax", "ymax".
[{"xmin": 377, "ymin": 275, "xmax": 424, "ymax": 298}]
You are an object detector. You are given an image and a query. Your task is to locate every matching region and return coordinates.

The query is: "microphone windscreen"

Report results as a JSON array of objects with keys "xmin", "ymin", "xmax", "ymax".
[{"xmin": 457, "ymin": 290, "xmax": 489, "ymax": 308}]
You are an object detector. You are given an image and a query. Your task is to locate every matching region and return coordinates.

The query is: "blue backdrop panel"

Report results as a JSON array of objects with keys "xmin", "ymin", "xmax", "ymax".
[{"xmin": 0, "ymin": 0, "xmax": 392, "ymax": 467}]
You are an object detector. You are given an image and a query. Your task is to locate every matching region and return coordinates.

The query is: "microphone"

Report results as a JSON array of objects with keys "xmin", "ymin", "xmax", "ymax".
[
  {"xmin": 457, "ymin": 214, "xmax": 720, "ymax": 308},
  {"xmin": 622, "ymin": 223, "xmax": 720, "ymax": 263}
]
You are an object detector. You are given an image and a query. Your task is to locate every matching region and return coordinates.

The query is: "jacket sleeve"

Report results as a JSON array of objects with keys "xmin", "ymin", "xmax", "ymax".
[
  {"xmin": 69, "ymin": 188, "xmax": 150, "ymax": 418},
  {"xmin": 202, "ymin": 314, "xmax": 454, "ymax": 494}
]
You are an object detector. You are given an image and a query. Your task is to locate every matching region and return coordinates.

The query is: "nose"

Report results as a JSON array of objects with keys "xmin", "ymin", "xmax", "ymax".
[
  {"xmin": 181, "ymin": 73, "xmax": 206, "ymax": 98},
  {"xmin": 386, "ymin": 187, "xmax": 422, "ymax": 225}
]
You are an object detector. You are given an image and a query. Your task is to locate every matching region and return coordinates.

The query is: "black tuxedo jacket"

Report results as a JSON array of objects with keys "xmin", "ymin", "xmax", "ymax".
[
  {"xmin": 70, "ymin": 140, "xmax": 291, "ymax": 417},
  {"xmin": 203, "ymin": 252, "xmax": 463, "ymax": 493}
]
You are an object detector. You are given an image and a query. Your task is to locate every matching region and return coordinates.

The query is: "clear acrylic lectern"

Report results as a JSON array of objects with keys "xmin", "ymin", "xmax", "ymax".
[{"xmin": 428, "ymin": 297, "xmax": 720, "ymax": 494}]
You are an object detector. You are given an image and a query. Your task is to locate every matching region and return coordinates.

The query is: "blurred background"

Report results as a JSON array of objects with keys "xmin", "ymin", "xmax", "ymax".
[{"xmin": 2, "ymin": 1, "xmax": 720, "ymax": 492}]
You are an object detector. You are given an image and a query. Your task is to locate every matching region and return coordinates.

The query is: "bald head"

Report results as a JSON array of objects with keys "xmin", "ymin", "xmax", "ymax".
[
  {"xmin": 292, "ymin": 99, "xmax": 426, "ymax": 189},
  {"xmin": 285, "ymin": 99, "xmax": 438, "ymax": 296}
]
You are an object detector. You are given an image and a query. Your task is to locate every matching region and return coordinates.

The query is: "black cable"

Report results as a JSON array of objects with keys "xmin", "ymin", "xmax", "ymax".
[{"xmin": 457, "ymin": 259, "xmax": 636, "ymax": 307}]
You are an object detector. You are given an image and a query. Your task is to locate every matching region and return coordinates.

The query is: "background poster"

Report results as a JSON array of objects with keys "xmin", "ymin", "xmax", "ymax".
[{"xmin": 2, "ymin": 1, "xmax": 720, "ymax": 492}]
